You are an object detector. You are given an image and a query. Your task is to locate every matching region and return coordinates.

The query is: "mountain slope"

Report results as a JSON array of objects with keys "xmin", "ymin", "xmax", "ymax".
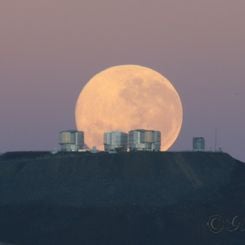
[{"xmin": 0, "ymin": 152, "xmax": 244, "ymax": 244}]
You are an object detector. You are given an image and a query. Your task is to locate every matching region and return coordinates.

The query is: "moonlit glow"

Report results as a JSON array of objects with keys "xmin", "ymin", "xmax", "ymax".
[{"xmin": 75, "ymin": 65, "xmax": 183, "ymax": 150}]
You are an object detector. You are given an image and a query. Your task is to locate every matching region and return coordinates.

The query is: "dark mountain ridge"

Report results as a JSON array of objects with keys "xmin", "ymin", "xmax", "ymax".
[{"xmin": 0, "ymin": 152, "xmax": 244, "ymax": 244}]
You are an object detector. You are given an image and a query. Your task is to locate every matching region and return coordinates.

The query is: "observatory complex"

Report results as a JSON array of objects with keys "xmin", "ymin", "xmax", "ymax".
[{"xmin": 58, "ymin": 130, "xmax": 208, "ymax": 153}]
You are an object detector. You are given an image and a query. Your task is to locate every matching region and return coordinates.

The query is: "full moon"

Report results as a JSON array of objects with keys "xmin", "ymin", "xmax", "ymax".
[{"xmin": 75, "ymin": 65, "xmax": 183, "ymax": 151}]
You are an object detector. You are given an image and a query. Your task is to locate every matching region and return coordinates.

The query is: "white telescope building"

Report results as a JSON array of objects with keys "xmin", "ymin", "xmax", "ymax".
[
  {"xmin": 104, "ymin": 131, "xmax": 128, "ymax": 153},
  {"xmin": 129, "ymin": 129, "xmax": 161, "ymax": 152},
  {"xmin": 59, "ymin": 130, "xmax": 84, "ymax": 152}
]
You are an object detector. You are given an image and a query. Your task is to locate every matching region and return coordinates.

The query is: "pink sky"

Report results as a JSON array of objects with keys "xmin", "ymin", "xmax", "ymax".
[{"xmin": 0, "ymin": 0, "xmax": 245, "ymax": 161}]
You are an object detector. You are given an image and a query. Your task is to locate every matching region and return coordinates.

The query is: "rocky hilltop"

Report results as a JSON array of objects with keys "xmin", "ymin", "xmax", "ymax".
[{"xmin": 0, "ymin": 152, "xmax": 244, "ymax": 244}]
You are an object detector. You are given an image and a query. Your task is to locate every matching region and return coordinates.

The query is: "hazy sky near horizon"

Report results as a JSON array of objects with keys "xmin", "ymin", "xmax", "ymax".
[{"xmin": 0, "ymin": 0, "xmax": 245, "ymax": 161}]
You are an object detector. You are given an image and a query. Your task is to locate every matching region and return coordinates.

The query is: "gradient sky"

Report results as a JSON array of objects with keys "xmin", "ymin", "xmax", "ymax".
[{"xmin": 0, "ymin": 0, "xmax": 245, "ymax": 161}]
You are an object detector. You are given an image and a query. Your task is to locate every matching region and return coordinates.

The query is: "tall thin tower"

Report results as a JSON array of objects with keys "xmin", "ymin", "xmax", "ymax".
[{"xmin": 214, "ymin": 128, "xmax": 217, "ymax": 152}]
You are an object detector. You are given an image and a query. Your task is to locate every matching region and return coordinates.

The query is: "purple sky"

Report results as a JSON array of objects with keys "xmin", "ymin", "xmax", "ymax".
[{"xmin": 0, "ymin": 0, "xmax": 245, "ymax": 161}]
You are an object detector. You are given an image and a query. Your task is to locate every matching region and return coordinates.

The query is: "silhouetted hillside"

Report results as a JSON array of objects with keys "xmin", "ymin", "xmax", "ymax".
[{"xmin": 0, "ymin": 152, "xmax": 244, "ymax": 244}]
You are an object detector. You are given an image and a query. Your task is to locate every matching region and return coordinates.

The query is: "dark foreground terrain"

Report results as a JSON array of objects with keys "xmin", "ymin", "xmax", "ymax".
[{"xmin": 0, "ymin": 151, "xmax": 244, "ymax": 244}]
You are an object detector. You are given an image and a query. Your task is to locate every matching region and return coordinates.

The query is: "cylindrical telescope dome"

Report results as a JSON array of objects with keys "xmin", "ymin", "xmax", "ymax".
[
  {"xmin": 59, "ymin": 130, "xmax": 84, "ymax": 152},
  {"xmin": 128, "ymin": 129, "xmax": 161, "ymax": 152},
  {"xmin": 104, "ymin": 131, "xmax": 128, "ymax": 153}
]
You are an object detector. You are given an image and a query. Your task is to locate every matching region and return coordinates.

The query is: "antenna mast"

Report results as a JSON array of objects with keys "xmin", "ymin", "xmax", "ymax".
[{"xmin": 214, "ymin": 128, "xmax": 217, "ymax": 152}]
